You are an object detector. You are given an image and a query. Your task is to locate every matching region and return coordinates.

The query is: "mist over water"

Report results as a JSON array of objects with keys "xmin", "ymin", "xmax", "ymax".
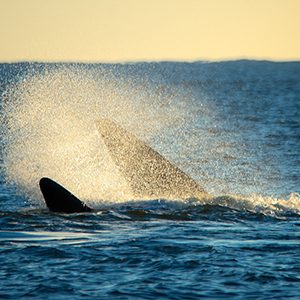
[{"xmin": 0, "ymin": 65, "xmax": 193, "ymax": 205}]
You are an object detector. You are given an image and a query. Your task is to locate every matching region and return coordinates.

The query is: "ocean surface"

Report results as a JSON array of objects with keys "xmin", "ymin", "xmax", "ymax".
[{"xmin": 0, "ymin": 61, "xmax": 299, "ymax": 299}]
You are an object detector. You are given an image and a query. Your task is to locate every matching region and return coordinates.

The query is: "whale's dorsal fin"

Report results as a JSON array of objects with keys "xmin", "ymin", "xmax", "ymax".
[
  {"xmin": 39, "ymin": 177, "xmax": 92, "ymax": 213},
  {"xmin": 97, "ymin": 118, "xmax": 208, "ymax": 200}
]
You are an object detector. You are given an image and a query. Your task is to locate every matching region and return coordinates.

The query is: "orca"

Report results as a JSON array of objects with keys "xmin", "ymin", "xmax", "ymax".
[
  {"xmin": 39, "ymin": 118, "xmax": 209, "ymax": 213},
  {"xmin": 39, "ymin": 177, "xmax": 92, "ymax": 213}
]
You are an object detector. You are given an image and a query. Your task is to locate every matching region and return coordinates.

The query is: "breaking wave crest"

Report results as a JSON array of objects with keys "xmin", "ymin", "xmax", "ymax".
[{"xmin": 93, "ymin": 192, "xmax": 300, "ymax": 219}]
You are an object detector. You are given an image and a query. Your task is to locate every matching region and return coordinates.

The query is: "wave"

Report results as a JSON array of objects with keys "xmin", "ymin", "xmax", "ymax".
[
  {"xmin": 87, "ymin": 192, "xmax": 300, "ymax": 220},
  {"xmin": 0, "ymin": 192, "xmax": 296, "ymax": 223}
]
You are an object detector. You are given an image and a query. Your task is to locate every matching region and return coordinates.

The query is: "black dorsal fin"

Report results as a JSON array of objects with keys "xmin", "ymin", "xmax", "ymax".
[{"xmin": 39, "ymin": 177, "xmax": 92, "ymax": 213}]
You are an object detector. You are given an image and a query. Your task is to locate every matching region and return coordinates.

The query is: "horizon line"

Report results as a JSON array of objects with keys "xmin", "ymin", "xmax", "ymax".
[{"xmin": 1, "ymin": 57, "xmax": 300, "ymax": 64}]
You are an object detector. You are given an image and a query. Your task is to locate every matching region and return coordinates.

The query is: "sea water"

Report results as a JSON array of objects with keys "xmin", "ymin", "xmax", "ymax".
[{"xmin": 0, "ymin": 61, "xmax": 299, "ymax": 299}]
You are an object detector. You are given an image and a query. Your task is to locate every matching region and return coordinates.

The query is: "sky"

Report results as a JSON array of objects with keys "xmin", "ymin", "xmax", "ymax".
[{"xmin": 0, "ymin": 0, "xmax": 299, "ymax": 62}]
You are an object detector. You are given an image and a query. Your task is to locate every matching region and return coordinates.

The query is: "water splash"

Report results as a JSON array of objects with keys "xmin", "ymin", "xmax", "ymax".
[
  {"xmin": 97, "ymin": 118, "xmax": 208, "ymax": 200},
  {"xmin": 210, "ymin": 192, "xmax": 300, "ymax": 217},
  {"xmin": 0, "ymin": 65, "xmax": 189, "ymax": 205},
  {"xmin": 1, "ymin": 64, "xmax": 299, "ymax": 217}
]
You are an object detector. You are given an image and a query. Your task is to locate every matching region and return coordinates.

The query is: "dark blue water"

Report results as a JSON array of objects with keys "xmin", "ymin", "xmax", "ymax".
[{"xmin": 0, "ymin": 61, "xmax": 300, "ymax": 299}]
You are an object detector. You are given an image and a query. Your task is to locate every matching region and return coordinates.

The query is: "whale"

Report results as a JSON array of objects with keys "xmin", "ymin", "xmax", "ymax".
[
  {"xmin": 40, "ymin": 118, "xmax": 209, "ymax": 213},
  {"xmin": 39, "ymin": 177, "xmax": 92, "ymax": 213}
]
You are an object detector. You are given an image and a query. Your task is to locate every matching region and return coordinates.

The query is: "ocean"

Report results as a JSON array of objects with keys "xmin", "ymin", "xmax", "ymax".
[{"xmin": 0, "ymin": 61, "xmax": 299, "ymax": 299}]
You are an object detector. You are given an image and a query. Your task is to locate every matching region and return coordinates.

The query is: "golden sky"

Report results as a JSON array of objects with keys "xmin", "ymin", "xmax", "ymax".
[{"xmin": 0, "ymin": 0, "xmax": 299, "ymax": 62}]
